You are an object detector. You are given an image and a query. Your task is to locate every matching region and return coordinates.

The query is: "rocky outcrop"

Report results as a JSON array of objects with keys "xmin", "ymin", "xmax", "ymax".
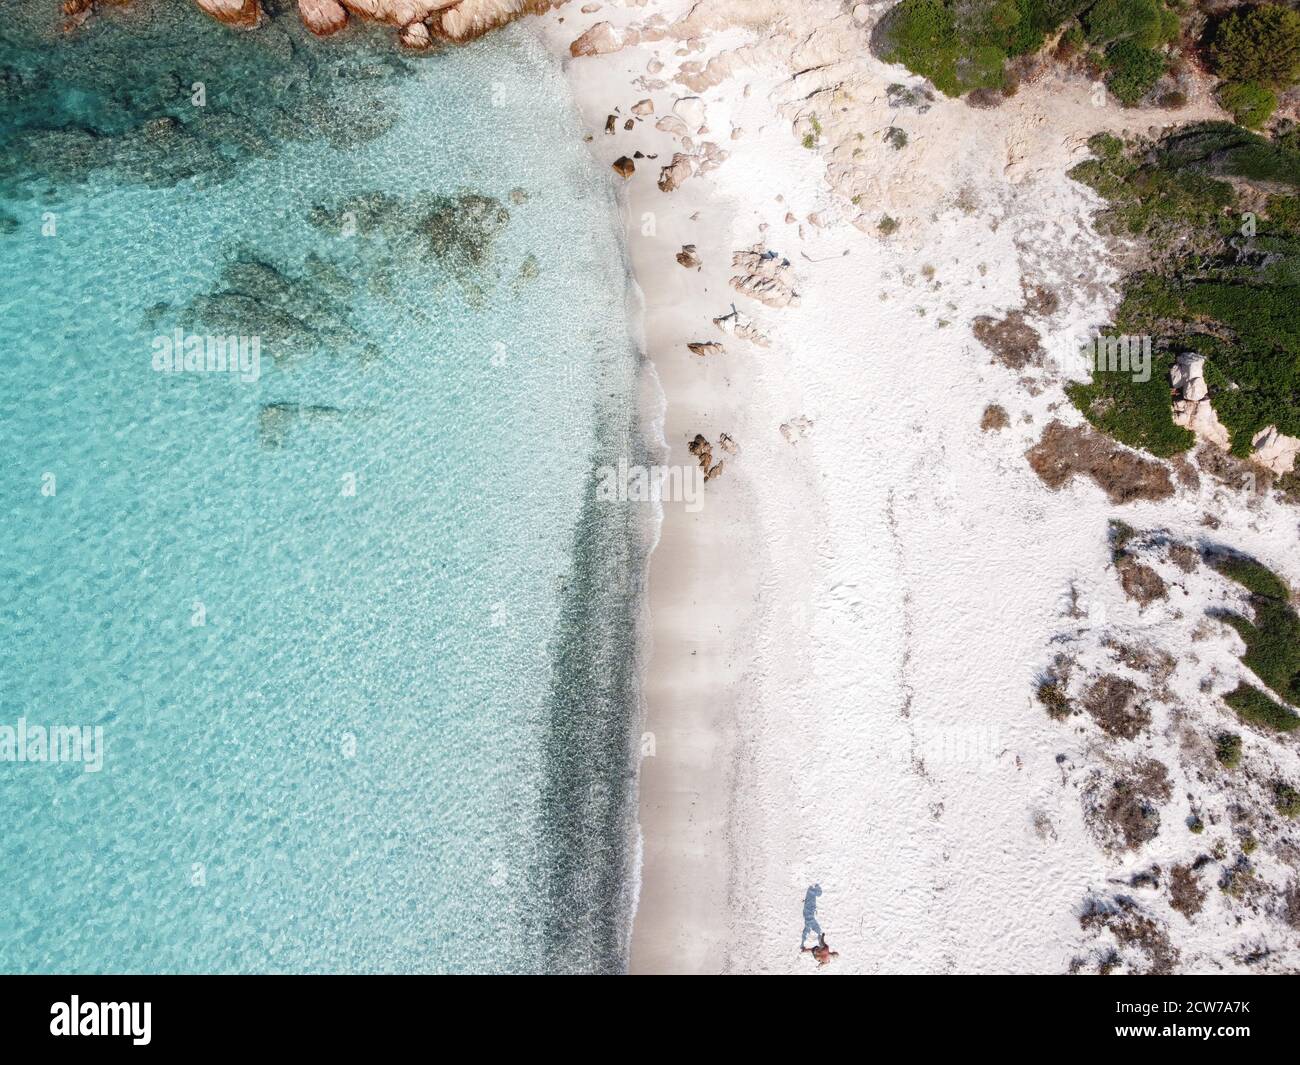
[
  {"xmin": 687, "ymin": 341, "xmax": 724, "ymax": 358},
  {"xmin": 569, "ymin": 20, "xmax": 625, "ymax": 56},
  {"xmin": 1251, "ymin": 425, "xmax": 1300, "ymax": 475},
  {"xmin": 1170, "ymin": 354, "xmax": 1231, "ymax": 451},
  {"xmin": 196, "ymin": 0, "xmax": 263, "ymax": 27},
  {"xmin": 399, "ymin": 18, "xmax": 431, "ymax": 47},
  {"xmin": 712, "ymin": 305, "xmax": 769, "ymax": 347},
  {"xmin": 675, "ymin": 244, "xmax": 702, "ymax": 269},
  {"xmin": 611, "ymin": 156, "xmax": 635, "ymax": 179},
  {"xmin": 730, "ymin": 246, "xmax": 800, "ymax": 309},
  {"xmin": 672, "ymin": 96, "xmax": 706, "ymax": 133},
  {"xmin": 657, "ymin": 153, "xmax": 693, "ymax": 193},
  {"xmin": 147, "ymin": 0, "xmax": 566, "ymax": 45},
  {"xmin": 780, "ymin": 416, "xmax": 813, "ymax": 445},
  {"xmin": 299, "ymin": 0, "xmax": 349, "ymax": 35},
  {"xmin": 688, "ymin": 433, "xmax": 724, "ymax": 482}
]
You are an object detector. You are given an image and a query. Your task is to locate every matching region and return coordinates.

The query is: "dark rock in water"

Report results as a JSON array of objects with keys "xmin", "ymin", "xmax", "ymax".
[
  {"xmin": 308, "ymin": 189, "xmax": 512, "ymax": 281},
  {"xmin": 0, "ymin": 211, "xmax": 19, "ymax": 235},
  {"xmin": 258, "ymin": 401, "xmax": 345, "ymax": 449},
  {"xmin": 420, "ymin": 193, "xmax": 510, "ymax": 268},
  {"xmin": 516, "ymin": 253, "xmax": 540, "ymax": 283},
  {"xmin": 158, "ymin": 248, "xmax": 364, "ymax": 364},
  {"xmin": 0, "ymin": 4, "xmax": 402, "ymax": 198}
]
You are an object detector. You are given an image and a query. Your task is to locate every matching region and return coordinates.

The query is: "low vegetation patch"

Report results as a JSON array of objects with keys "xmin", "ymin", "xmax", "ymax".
[
  {"xmin": 1025, "ymin": 420, "xmax": 1174, "ymax": 504},
  {"xmin": 1212, "ymin": 555, "xmax": 1300, "ymax": 715},
  {"xmin": 1083, "ymin": 674, "xmax": 1149, "ymax": 739},
  {"xmin": 1067, "ymin": 125, "xmax": 1300, "ymax": 458},
  {"xmin": 1215, "ymin": 731, "xmax": 1243, "ymax": 769},
  {"xmin": 1037, "ymin": 676, "xmax": 1073, "ymax": 720},
  {"xmin": 1224, "ymin": 683, "xmax": 1298, "ymax": 733},
  {"xmin": 1169, "ymin": 863, "xmax": 1206, "ymax": 919},
  {"xmin": 1274, "ymin": 781, "xmax": 1300, "ymax": 818}
]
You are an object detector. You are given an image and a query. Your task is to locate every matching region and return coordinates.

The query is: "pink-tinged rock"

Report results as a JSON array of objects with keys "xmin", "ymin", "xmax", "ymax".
[
  {"xmin": 570, "ymin": 21, "xmax": 622, "ymax": 56},
  {"xmin": 657, "ymin": 153, "xmax": 693, "ymax": 192},
  {"xmin": 195, "ymin": 0, "xmax": 263, "ymax": 27},
  {"xmin": 399, "ymin": 19, "xmax": 432, "ymax": 48},
  {"xmin": 299, "ymin": 0, "xmax": 349, "ymax": 35}
]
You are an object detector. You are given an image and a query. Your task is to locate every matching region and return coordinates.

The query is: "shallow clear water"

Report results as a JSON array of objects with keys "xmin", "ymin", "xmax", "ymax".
[{"xmin": 0, "ymin": 8, "xmax": 645, "ymax": 974}]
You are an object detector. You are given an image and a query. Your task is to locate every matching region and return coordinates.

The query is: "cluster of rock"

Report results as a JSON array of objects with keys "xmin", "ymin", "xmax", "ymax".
[
  {"xmin": 687, "ymin": 433, "xmax": 731, "ymax": 482},
  {"xmin": 1170, "ymin": 354, "xmax": 1230, "ymax": 451},
  {"xmin": 69, "ymin": 0, "xmax": 561, "ymax": 46},
  {"xmin": 729, "ymin": 246, "xmax": 800, "ymax": 309},
  {"xmin": 712, "ymin": 305, "xmax": 769, "ymax": 347},
  {"xmin": 1171, "ymin": 353, "xmax": 1298, "ymax": 475}
]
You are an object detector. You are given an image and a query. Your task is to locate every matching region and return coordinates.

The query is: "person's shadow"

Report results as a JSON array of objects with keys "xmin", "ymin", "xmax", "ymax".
[{"xmin": 800, "ymin": 884, "xmax": 823, "ymax": 947}]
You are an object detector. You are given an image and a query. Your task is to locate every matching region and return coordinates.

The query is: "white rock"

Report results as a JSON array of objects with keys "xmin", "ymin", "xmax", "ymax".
[
  {"xmin": 1251, "ymin": 425, "xmax": 1300, "ymax": 474},
  {"xmin": 673, "ymin": 96, "xmax": 706, "ymax": 132},
  {"xmin": 655, "ymin": 115, "xmax": 689, "ymax": 138}
]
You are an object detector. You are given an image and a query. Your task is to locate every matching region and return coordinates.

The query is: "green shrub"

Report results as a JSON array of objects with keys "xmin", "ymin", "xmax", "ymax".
[
  {"xmin": 1275, "ymin": 781, "xmax": 1300, "ymax": 818},
  {"xmin": 1215, "ymin": 557, "xmax": 1300, "ymax": 713},
  {"xmin": 878, "ymin": 215, "xmax": 900, "ymax": 235},
  {"xmin": 1067, "ymin": 125, "xmax": 1300, "ymax": 456},
  {"xmin": 1224, "ymin": 684, "xmax": 1299, "ymax": 733},
  {"xmin": 1211, "ymin": 556, "xmax": 1292, "ymax": 601},
  {"xmin": 1056, "ymin": 21, "xmax": 1086, "ymax": 59},
  {"xmin": 1210, "ymin": 3, "xmax": 1300, "ymax": 89},
  {"xmin": 1106, "ymin": 40, "xmax": 1167, "ymax": 105},
  {"xmin": 1267, "ymin": 194, "xmax": 1300, "ymax": 235},
  {"xmin": 1215, "ymin": 732, "xmax": 1243, "ymax": 769},
  {"xmin": 877, "ymin": 0, "xmax": 1086, "ymax": 96},
  {"xmin": 1218, "ymin": 81, "xmax": 1278, "ymax": 130},
  {"xmin": 1085, "ymin": 0, "xmax": 1178, "ymax": 48}
]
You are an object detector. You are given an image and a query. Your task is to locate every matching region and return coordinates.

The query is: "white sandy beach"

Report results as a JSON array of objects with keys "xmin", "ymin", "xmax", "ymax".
[{"xmin": 529, "ymin": 0, "xmax": 1300, "ymax": 973}]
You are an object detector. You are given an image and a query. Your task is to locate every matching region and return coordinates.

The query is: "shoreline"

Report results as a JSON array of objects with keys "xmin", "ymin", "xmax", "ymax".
[
  {"xmin": 532, "ymin": 0, "xmax": 1300, "ymax": 974},
  {"xmin": 529, "ymin": 3, "xmax": 768, "ymax": 972}
]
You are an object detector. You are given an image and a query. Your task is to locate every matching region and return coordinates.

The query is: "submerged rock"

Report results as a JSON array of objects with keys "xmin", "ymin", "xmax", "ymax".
[
  {"xmin": 258, "ymin": 401, "xmax": 345, "ymax": 449},
  {"xmin": 308, "ymin": 190, "xmax": 510, "ymax": 278}
]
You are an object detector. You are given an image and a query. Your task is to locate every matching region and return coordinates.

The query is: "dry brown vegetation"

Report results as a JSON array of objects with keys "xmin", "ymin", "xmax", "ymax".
[{"xmin": 1026, "ymin": 421, "xmax": 1175, "ymax": 504}]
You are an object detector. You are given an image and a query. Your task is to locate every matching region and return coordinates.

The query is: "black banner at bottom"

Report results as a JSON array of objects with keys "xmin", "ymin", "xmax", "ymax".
[{"xmin": 0, "ymin": 974, "xmax": 1288, "ymax": 1052}]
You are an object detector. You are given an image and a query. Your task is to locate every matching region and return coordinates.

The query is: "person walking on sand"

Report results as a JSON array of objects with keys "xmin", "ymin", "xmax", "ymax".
[{"xmin": 801, "ymin": 932, "xmax": 839, "ymax": 966}]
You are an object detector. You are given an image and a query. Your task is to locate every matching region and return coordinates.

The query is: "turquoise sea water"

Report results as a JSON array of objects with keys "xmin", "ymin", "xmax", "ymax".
[{"xmin": 0, "ymin": 7, "xmax": 648, "ymax": 973}]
